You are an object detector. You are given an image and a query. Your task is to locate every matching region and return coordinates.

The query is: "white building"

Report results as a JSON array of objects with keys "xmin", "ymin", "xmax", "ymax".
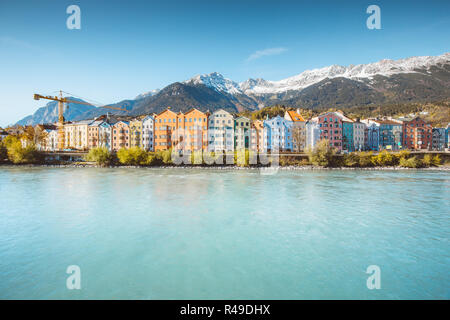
[
  {"xmin": 305, "ymin": 119, "xmax": 320, "ymax": 150},
  {"xmin": 142, "ymin": 115, "xmax": 155, "ymax": 151},
  {"xmin": 64, "ymin": 120, "xmax": 92, "ymax": 150},
  {"xmin": 43, "ymin": 128, "xmax": 58, "ymax": 151},
  {"xmin": 98, "ymin": 122, "xmax": 112, "ymax": 151},
  {"xmin": 208, "ymin": 109, "xmax": 235, "ymax": 152},
  {"xmin": 353, "ymin": 120, "xmax": 366, "ymax": 151}
]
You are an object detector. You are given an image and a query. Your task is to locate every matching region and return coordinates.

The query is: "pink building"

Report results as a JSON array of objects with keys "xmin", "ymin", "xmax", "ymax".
[{"xmin": 316, "ymin": 112, "xmax": 353, "ymax": 152}]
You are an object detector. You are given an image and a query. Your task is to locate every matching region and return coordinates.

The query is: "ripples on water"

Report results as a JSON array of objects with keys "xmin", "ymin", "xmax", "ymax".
[{"xmin": 0, "ymin": 167, "xmax": 448, "ymax": 299}]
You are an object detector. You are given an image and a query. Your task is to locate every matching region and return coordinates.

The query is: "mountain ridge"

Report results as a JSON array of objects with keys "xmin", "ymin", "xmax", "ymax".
[{"xmin": 16, "ymin": 52, "xmax": 450, "ymax": 125}]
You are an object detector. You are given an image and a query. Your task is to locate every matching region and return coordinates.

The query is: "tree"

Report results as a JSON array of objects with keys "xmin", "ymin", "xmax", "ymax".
[
  {"xmin": 85, "ymin": 147, "xmax": 114, "ymax": 166},
  {"xmin": 399, "ymin": 156, "xmax": 423, "ymax": 168},
  {"xmin": 0, "ymin": 142, "xmax": 7, "ymax": 162},
  {"xmin": 291, "ymin": 125, "xmax": 305, "ymax": 152},
  {"xmin": 422, "ymin": 154, "xmax": 433, "ymax": 167},
  {"xmin": 372, "ymin": 150, "xmax": 395, "ymax": 166},
  {"xmin": 307, "ymin": 139, "xmax": 336, "ymax": 167},
  {"xmin": 117, "ymin": 147, "xmax": 149, "ymax": 166},
  {"xmin": 6, "ymin": 138, "xmax": 40, "ymax": 164}
]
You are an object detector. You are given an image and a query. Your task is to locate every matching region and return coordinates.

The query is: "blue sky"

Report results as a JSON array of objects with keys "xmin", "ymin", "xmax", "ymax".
[{"xmin": 0, "ymin": 0, "xmax": 449, "ymax": 126}]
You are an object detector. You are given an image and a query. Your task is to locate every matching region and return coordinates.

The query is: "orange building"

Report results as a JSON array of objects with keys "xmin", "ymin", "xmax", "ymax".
[
  {"xmin": 154, "ymin": 108, "xmax": 178, "ymax": 151},
  {"xmin": 177, "ymin": 108, "xmax": 208, "ymax": 152},
  {"xmin": 154, "ymin": 108, "xmax": 208, "ymax": 152},
  {"xmin": 88, "ymin": 120, "xmax": 103, "ymax": 149},
  {"xmin": 112, "ymin": 121, "xmax": 130, "ymax": 151},
  {"xmin": 251, "ymin": 120, "xmax": 268, "ymax": 152}
]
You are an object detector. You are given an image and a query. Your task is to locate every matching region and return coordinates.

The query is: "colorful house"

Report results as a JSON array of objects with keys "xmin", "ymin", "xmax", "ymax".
[
  {"xmin": 342, "ymin": 121, "xmax": 354, "ymax": 152},
  {"xmin": 361, "ymin": 119, "xmax": 380, "ymax": 151},
  {"xmin": 305, "ymin": 120, "xmax": 320, "ymax": 150},
  {"xmin": 353, "ymin": 120, "xmax": 366, "ymax": 151},
  {"xmin": 264, "ymin": 115, "xmax": 293, "ymax": 152},
  {"xmin": 250, "ymin": 120, "xmax": 269, "ymax": 153},
  {"xmin": 154, "ymin": 108, "xmax": 178, "ymax": 151},
  {"xmin": 179, "ymin": 108, "xmax": 209, "ymax": 152},
  {"xmin": 35, "ymin": 124, "xmax": 58, "ymax": 151},
  {"xmin": 432, "ymin": 128, "xmax": 446, "ymax": 151},
  {"xmin": 98, "ymin": 122, "xmax": 112, "ymax": 151},
  {"xmin": 88, "ymin": 120, "xmax": 103, "ymax": 149},
  {"xmin": 399, "ymin": 117, "xmax": 431, "ymax": 150},
  {"xmin": 112, "ymin": 121, "xmax": 130, "ymax": 151},
  {"xmin": 234, "ymin": 116, "xmax": 251, "ymax": 150},
  {"xmin": 446, "ymin": 123, "xmax": 450, "ymax": 150},
  {"xmin": 64, "ymin": 120, "xmax": 91, "ymax": 150},
  {"xmin": 129, "ymin": 119, "xmax": 143, "ymax": 148},
  {"xmin": 376, "ymin": 120, "xmax": 403, "ymax": 150},
  {"xmin": 142, "ymin": 115, "xmax": 155, "ymax": 151},
  {"xmin": 207, "ymin": 109, "xmax": 235, "ymax": 152},
  {"xmin": 284, "ymin": 109, "xmax": 306, "ymax": 152},
  {"xmin": 316, "ymin": 112, "xmax": 352, "ymax": 152}
]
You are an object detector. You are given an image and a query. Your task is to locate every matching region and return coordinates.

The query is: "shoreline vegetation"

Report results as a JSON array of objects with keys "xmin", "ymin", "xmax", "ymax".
[
  {"xmin": 1, "ymin": 136, "xmax": 449, "ymax": 170},
  {"xmin": 1, "ymin": 164, "xmax": 449, "ymax": 171}
]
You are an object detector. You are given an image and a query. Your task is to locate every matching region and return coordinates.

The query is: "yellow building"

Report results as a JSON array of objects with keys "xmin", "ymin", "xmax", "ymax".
[{"xmin": 129, "ymin": 119, "xmax": 143, "ymax": 148}]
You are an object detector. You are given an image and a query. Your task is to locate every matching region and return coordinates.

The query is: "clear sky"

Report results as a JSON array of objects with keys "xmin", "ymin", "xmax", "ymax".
[{"xmin": 0, "ymin": 0, "xmax": 449, "ymax": 126}]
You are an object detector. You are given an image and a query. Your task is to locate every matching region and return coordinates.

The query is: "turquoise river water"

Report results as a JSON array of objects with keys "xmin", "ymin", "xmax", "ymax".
[{"xmin": 0, "ymin": 167, "xmax": 449, "ymax": 299}]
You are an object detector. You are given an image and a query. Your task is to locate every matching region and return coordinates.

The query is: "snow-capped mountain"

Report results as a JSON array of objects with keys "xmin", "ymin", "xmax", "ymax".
[
  {"xmin": 135, "ymin": 89, "xmax": 160, "ymax": 100},
  {"xmin": 184, "ymin": 53, "xmax": 450, "ymax": 96},
  {"xmin": 184, "ymin": 72, "xmax": 242, "ymax": 94},
  {"xmin": 16, "ymin": 52, "xmax": 450, "ymax": 125}
]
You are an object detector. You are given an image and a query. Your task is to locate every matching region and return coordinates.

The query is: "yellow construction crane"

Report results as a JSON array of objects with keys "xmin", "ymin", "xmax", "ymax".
[{"xmin": 34, "ymin": 90, "xmax": 127, "ymax": 150}]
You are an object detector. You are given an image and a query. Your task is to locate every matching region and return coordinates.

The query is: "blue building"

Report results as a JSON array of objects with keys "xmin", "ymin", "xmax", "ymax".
[
  {"xmin": 432, "ymin": 128, "xmax": 446, "ymax": 151},
  {"xmin": 342, "ymin": 121, "xmax": 354, "ymax": 152},
  {"xmin": 264, "ymin": 115, "xmax": 293, "ymax": 151},
  {"xmin": 362, "ymin": 120, "xmax": 380, "ymax": 151},
  {"xmin": 446, "ymin": 123, "xmax": 450, "ymax": 149},
  {"xmin": 378, "ymin": 120, "xmax": 403, "ymax": 150}
]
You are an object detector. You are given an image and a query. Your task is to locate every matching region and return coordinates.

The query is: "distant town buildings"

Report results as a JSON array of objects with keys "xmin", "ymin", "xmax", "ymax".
[{"xmin": 6, "ymin": 107, "xmax": 449, "ymax": 153}]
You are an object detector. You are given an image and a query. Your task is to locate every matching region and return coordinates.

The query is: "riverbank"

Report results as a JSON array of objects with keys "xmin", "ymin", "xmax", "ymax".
[{"xmin": 2, "ymin": 163, "xmax": 450, "ymax": 171}]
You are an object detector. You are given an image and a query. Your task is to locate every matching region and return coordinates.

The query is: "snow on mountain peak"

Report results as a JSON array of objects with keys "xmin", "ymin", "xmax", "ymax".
[
  {"xmin": 242, "ymin": 52, "xmax": 449, "ymax": 95},
  {"xmin": 184, "ymin": 72, "xmax": 242, "ymax": 94},
  {"xmin": 159, "ymin": 53, "xmax": 449, "ymax": 97},
  {"xmin": 135, "ymin": 89, "xmax": 160, "ymax": 100}
]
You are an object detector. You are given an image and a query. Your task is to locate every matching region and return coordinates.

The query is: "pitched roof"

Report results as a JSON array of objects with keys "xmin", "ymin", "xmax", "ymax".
[
  {"xmin": 319, "ymin": 111, "xmax": 354, "ymax": 122},
  {"xmin": 375, "ymin": 120, "xmax": 402, "ymax": 125},
  {"xmin": 155, "ymin": 108, "xmax": 178, "ymax": 117},
  {"xmin": 184, "ymin": 108, "xmax": 207, "ymax": 116},
  {"xmin": 286, "ymin": 110, "xmax": 305, "ymax": 122}
]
